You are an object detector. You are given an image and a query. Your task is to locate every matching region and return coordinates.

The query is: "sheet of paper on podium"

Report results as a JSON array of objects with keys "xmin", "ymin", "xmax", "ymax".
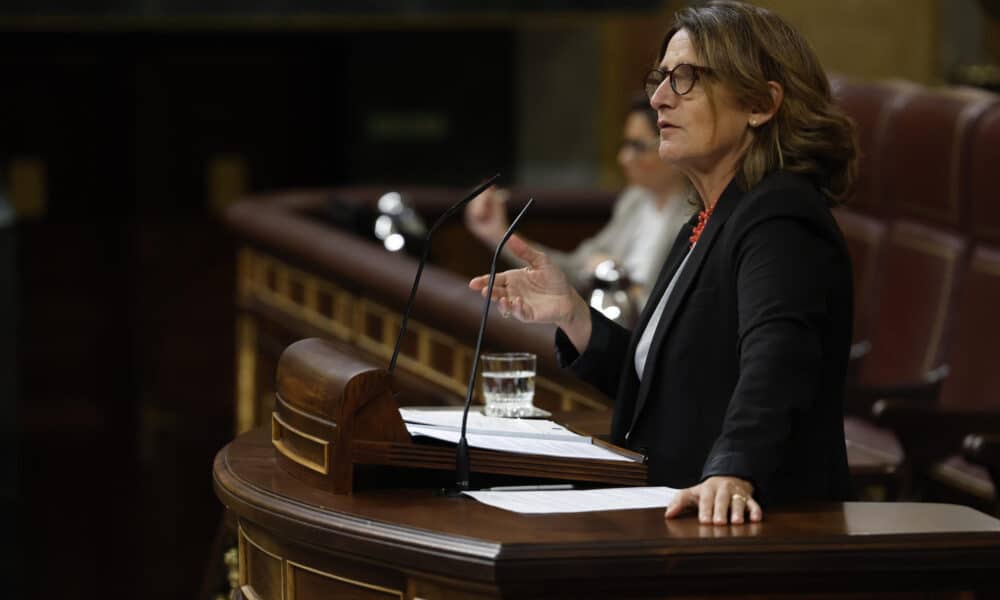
[
  {"xmin": 399, "ymin": 407, "xmax": 637, "ymax": 462},
  {"xmin": 463, "ymin": 486, "xmax": 678, "ymax": 514}
]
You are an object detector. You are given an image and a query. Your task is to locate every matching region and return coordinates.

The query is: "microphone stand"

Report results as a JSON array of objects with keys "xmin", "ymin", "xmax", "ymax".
[
  {"xmin": 454, "ymin": 198, "xmax": 534, "ymax": 492},
  {"xmin": 388, "ymin": 173, "xmax": 501, "ymax": 374}
]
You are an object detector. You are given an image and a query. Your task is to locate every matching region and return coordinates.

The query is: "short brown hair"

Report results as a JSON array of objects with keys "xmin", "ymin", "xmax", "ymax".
[{"xmin": 660, "ymin": 1, "xmax": 857, "ymax": 205}]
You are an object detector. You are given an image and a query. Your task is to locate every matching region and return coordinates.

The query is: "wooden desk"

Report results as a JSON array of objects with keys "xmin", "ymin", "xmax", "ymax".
[{"xmin": 215, "ymin": 429, "xmax": 1000, "ymax": 599}]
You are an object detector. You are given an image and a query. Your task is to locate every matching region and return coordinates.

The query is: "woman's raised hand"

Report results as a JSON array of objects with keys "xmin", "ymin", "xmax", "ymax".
[{"xmin": 469, "ymin": 235, "xmax": 592, "ymax": 351}]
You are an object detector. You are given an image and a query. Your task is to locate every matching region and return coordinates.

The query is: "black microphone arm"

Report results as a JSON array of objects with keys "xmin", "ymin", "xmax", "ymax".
[
  {"xmin": 455, "ymin": 197, "xmax": 534, "ymax": 491},
  {"xmin": 388, "ymin": 173, "xmax": 501, "ymax": 374}
]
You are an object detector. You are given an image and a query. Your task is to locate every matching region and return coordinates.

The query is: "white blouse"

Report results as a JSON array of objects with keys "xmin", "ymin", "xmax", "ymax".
[{"xmin": 634, "ymin": 246, "xmax": 695, "ymax": 381}]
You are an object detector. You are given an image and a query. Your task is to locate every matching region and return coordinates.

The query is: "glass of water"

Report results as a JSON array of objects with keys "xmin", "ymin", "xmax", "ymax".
[{"xmin": 480, "ymin": 352, "xmax": 536, "ymax": 418}]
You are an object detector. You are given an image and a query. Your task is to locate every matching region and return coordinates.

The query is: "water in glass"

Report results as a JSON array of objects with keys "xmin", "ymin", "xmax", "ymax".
[{"xmin": 480, "ymin": 353, "xmax": 536, "ymax": 417}]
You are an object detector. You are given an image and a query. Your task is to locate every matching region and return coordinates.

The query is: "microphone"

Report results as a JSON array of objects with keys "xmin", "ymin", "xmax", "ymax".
[
  {"xmin": 455, "ymin": 197, "xmax": 534, "ymax": 491},
  {"xmin": 388, "ymin": 173, "xmax": 501, "ymax": 374}
]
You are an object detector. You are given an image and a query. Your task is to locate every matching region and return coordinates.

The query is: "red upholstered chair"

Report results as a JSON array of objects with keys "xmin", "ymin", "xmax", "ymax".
[
  {"xmin": 963, "ymin": 433, "xmax": 1000, "ymax": 515},
  {"xmin": 877, "ymin": 87, "xmax": 998, "ymax": 229},
  {"xmin": 934, "ymin": 246, "xmax": 1000, "ymax": 413},
  {"xmin": 830, "ymin": 76, "xmax": 918, "ymax": 215},
  {"xmin": 832, "ymin": 208, "xmax": 887, "ymax": 366},
  {"xmin": 967, "ymin": 103, "xmax": 1000, "ymax": 246},
  {"xmin": 874, "ymin": 245, "xmax": 1000, "ymax": 508},
  {"xmin": 841, "ymin": 221, "xmax": 968, "ymax": 498},
  {"xmin": 852, "ymin": 220, "xmax": 967, "ymax": 391}
]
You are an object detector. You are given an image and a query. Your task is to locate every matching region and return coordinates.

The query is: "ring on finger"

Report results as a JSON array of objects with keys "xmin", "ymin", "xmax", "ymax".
[{"xmin": 731, "ymin": 493, "xmax": 748, "ymax": 503}]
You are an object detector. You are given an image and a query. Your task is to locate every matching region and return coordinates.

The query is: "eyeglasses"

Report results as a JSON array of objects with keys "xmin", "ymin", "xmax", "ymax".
[
  {"xmin": 644, "ymin": 63, "xmax": 712, "ymax": 98},
  {"xmin": 620, "ymin": 138, "xmax": 658, "ymax": 154}
]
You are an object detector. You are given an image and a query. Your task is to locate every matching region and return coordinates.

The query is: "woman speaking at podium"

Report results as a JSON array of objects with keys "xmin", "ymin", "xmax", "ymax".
[{"xmin": 471, "ymin": 0, "xmax": 857, "ymax": 525}]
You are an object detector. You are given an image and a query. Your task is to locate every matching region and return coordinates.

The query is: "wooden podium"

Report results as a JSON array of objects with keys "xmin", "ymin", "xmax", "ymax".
[
  {"xmin": 213, "ymin": 339, "xmax": 1000, "ymax": 599},
  {"xmin": 215, "ymin": 430, "xmax": 1000, "ymax": 599},
  {"xmin": 269, "ymin": 337, "xmax": 647, "ymax": 495}
]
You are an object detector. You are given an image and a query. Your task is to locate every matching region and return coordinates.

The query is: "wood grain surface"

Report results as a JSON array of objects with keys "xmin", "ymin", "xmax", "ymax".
[{"xmin": 215, "ymin": 429, "xmax": 1000, "ymax": 598}]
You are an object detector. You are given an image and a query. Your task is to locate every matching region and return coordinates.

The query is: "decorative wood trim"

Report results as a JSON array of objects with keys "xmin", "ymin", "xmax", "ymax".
[
  {"xmin": 240, "ymin": 524, "xmax": 283, "ymax": 562},
  {"xmin": 238, "ymin": 527, "xmax": 247, "ymax": 588},
  {"xmin": 236, "ymin": 313, "xmax": 258, "ymax": 434},
  {"xmin": 237, "ymin": 247, "xmax": 602, "ymax": 423},
  {"xmin": 243, "ymin": 248, "xmax": 355, "ymax": 340},
  {"xmin": 238, "ymin": 585, "xmax": 263, "ymax": 600},
  {"xmin": 285, "ymin": 560, "xmax": 404, "ymax": 599},
  {"xmin": 239, "ymin": 524, "xmax": 286, "ymax": 594},
  {"xmin": 272, "ymin": 412, "xmax": 331, "ymax": 475},
  {"xmin": 238, "ymin": 519, "xmax": 408, "ymax": 600}
]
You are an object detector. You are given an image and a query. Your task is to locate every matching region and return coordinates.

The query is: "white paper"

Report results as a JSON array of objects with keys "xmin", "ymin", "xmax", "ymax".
[
  {"xmin": 405, "ymin": 424, "xmax": 635, "ymax": 462},
  {"xmin": 399, "ymin": 407, "xmax": 581, "ymax": 440},
  {"xmin": 463, "ymin": 486, "xmax": 678, "ymax": 514}
]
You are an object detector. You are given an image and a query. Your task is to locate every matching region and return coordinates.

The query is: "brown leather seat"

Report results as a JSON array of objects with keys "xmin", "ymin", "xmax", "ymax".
[
  {"xmin": 934, "ymin": 245, "xmax": 1000, "ymax": 412},
  {"xmin": 963, "ymin": 433, "xmax": 1000, "ymax": 515},
  {"xmin": 878, "ymin": 87, "xmax": 997, "ymax": 229},
  {"xmin": 967, "ymin": 104, "xmax": 1000, "ymax": 245},
  {"xmin": 830, "ymin": 77, "xmax": 917, "ymax": 215},
  {"xmin": 870, "ymin": 245, "xmax": 1000, "ymax": 507},
  {"xmin": 854, "ymin": 220, "xmax": 967, "ymax": 389},
  {"xmin": 841, "ymin": 221, "xmax": 968, "ymax": 497},
  {"xmin": 832, "ymin": 208, "xmax": 887, "ymax": 354},
  {"xmin": 830, "ymin": 81, "xmax": 1000, "ymax": 503},
  {"xmin": 925, "ymin": 246, "xmax": 1000, "ymax": 504}
]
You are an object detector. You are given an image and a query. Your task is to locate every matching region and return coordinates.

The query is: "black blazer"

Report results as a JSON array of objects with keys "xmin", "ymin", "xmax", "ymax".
[{"xmin": 556, "ymin": 171, "xmax": 854, "ymax": 505}]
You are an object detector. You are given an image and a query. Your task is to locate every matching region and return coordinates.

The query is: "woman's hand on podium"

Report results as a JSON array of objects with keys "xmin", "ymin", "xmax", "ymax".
[
  {"xmin": 664, "ymin": 476, "xmax": 763, "ymax": 525},
  {"xmin": 469, "ymin": 235, "xmax": 592, "ymax": 352}
]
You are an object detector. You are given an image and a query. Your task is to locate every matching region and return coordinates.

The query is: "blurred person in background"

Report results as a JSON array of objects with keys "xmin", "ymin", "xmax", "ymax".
[{"xmin": 464, "ymin": 94, "xmax": 695, "ymax": 310}]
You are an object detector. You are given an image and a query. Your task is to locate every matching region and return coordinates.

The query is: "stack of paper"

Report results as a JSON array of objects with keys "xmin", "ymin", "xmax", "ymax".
[{"xmin": 398, "ymin": 407, "xmax": 637, "ymax": 463}]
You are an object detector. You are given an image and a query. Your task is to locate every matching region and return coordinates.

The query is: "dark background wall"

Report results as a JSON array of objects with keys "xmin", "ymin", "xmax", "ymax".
[
  {"xmin": 0, "ymin": 0, "xmax": 659, "ymax": 15},
  {"xmin": 1, "ymin": 24, "xmax": 519, "ymax": 600}
]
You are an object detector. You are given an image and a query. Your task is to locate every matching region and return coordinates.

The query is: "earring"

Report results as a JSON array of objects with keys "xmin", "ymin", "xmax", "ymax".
[{"xmin": 749, "ymin": 119, "xmax": 757, "ymax": 127}]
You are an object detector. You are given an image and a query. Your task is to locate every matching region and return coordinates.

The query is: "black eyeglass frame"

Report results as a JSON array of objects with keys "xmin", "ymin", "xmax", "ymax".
[{"xmin": 644, "ymin": 63, "xmax": 713, "ymax": 98}]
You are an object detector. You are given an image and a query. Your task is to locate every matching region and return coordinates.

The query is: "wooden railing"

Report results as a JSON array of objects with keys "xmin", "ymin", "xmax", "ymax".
[{"xmin": 224, "ymin": 186, "xmax": 619, "ymax": 433}]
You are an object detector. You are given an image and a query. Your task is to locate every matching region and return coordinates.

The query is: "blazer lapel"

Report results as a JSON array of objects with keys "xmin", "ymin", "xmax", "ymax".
[
  {"xmin": 609, "ymin": 217, "xmax": 695, "ymax": 443},
  {"xmin": 627, "ymin": 180, "xmax": 743, "ymax": 436},
  {"xmin": 627, "ymin": 218, "xmax": 696, "ymax": 354}
]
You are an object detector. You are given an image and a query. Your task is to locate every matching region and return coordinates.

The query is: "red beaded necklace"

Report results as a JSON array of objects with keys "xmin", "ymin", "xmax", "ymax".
[{"xmin": 688, "ymin": 202, "xmax": 716, "ymax": 246}]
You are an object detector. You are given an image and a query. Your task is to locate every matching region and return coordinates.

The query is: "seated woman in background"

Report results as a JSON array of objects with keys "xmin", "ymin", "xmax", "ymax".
[
  {"xmin": 471, "ymin": 0, "xmax": 857, "ymax": 524},
  {"xmin": 464, "ymin": 94, "xmax": 694, "ymax": 310}
]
